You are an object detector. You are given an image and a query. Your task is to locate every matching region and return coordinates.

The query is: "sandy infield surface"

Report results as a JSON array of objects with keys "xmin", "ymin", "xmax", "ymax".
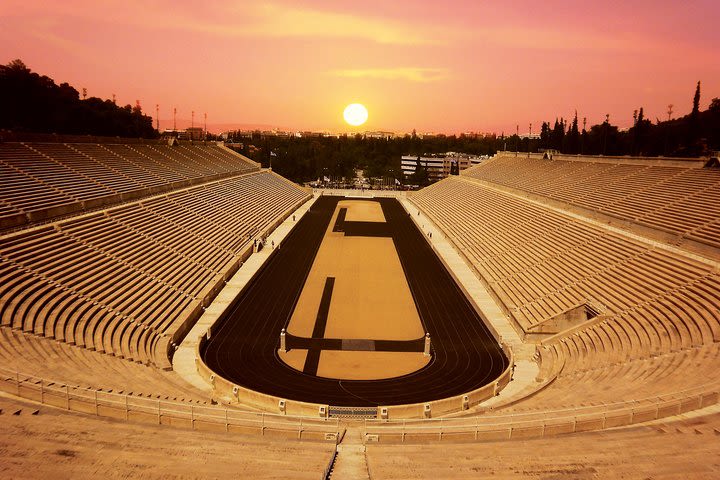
[{"xmin": 281, "ymin": 200, "xmax": 429, "ymax": 380}]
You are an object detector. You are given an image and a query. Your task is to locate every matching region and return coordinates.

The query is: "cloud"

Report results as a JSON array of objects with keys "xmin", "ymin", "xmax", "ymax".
[
  {"xmin": 0, "ymin": 1, "xmax": 453, "ymax": 46},
  {"xmin": 235, "ymin": 4, "xmax": 446, "ymax": 46},
  {"xmin": 6, "ymin": 16, "xmax": 92, "ymax": 59},
  {"xmin": 331, "ymin": 67, "xmax": 450, "ymax": 83}
]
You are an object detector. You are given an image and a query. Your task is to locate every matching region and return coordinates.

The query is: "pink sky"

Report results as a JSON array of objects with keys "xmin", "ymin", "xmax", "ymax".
[{"xmin": 1, "ymin": 0, "xmax": 719, "ymax": 134}]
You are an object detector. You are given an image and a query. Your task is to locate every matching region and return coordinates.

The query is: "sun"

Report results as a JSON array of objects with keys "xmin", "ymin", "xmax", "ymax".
[{"xmin": 343, "ymin": 103, "xmax": 368, "ymax": 127}]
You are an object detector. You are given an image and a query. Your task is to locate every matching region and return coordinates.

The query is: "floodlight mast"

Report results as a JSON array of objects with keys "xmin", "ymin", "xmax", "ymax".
[{"xmin": 528, "ymin": 123, "xmax": 532, "ymax": 158}]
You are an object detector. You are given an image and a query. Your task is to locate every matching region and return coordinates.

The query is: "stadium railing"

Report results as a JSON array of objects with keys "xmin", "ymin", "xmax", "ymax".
[
  {"xmin": 0, "ymin": 366, "xmax": 340, "ymax": 442},
  {"xmin": 362, "ymin": 382, "xmax": 720, "ymax": 443}
]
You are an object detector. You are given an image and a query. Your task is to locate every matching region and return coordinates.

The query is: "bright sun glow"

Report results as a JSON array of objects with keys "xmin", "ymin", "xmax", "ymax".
[{"xmin": 343, "ymin": 103, "xmax": 368, "ymax": 127}]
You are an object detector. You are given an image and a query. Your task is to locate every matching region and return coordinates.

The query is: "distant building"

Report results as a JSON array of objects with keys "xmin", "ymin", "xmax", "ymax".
[
  {"xmin": 365, "ymin": 131, "xmax": 395, "ymax": 140},
  {"xmin": 162, "ymin": 127, "xmax": 204, "ymax": 141},
  {"xmin": 401, "ymin": 152, "xmax": 487, "ymax": 182},
  {"xmin": 186, "ymin": 127, "xmax": 204, "ymax": 140},
  {"xmin": 519, "ymin": 132, "xmax": 541, "ymax": 140}
]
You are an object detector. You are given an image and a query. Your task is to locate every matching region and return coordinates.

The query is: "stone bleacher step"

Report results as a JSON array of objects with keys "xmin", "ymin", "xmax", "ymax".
[
  {"xmin": 2, "ymin": 408, "xmax": 40, "ymax": 416},
  {"xmin": 330, "ymin": 444, "xmax": 370, "ymax": 480}
]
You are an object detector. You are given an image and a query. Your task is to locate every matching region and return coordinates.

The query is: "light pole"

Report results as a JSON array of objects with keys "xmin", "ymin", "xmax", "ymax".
[
  {"xmin": 528, "ymin": 123, "xmax": 532, "ymax": 157},
  {"xmin": 665, "ymin": 105, "xmax": 673, "ymax": 155},
  {"xmin": 603, "ymin": 113, "xmax": 610, "ymax": 155},
  {"xmin": 155, "ymin": 104, "xmax": 159, "ymax": 132}
]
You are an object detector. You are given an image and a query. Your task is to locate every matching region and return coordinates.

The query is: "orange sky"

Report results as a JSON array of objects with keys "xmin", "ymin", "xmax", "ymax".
[{"xmin": 1, "ymin": 0, "xmax": 718, "ymax": 134}]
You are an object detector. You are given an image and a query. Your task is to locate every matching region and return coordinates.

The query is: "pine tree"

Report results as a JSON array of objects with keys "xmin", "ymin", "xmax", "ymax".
[
  {"xmin": 540, "ymin": 122, "xmax": 550, "ymax": 149},
  {"xmin": 692, "ymin": 81, "xmax": 701, "ymax": 116},
  {"xmin": 633, "ymin": 107, "xmax": 649, "ymax": 155},
  {"xmin": 567, "ymin": 112, "xmax": 580, "ymax": 154},
  {"xmin": 551, "ymin": 118, "xmax": 565, "ymax": 151},
  {"xmin": 688, "ymin": 81, "xmax": 701, "ymax": 145}
]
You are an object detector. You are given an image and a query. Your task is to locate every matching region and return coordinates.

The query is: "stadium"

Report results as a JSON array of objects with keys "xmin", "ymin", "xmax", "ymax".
[
  {"xmin": 2, "ymin": 2, "xmax": 720, "ymax": 478},
  {"xmin": 1, "ymin": 134, "xmax": 719, "ymax": 477}
]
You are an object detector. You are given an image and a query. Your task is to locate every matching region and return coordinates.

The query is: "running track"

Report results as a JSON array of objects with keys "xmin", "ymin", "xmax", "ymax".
[{"xmin": 202, "ymin": 196, "xmax": 508, "ymax": 407}]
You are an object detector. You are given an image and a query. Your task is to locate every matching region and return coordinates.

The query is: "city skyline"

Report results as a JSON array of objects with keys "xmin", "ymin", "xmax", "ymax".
[{"xmin": 1, "ymin": 0, "xmax": 719, "ymax": 134}]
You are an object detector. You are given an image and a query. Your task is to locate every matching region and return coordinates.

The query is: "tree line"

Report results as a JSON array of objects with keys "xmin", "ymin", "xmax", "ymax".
[
  {"xmin": 1, "ymin": 59, "xmax": 718, "ymax": 186},
  {"xmin": 536, "ymin": 82, "xmax": 719, "ymax": 157},
  {"xmin": 235, "ymin": 82, "xmax": 718, "ymax": 184},
  {"xmin": 0, "ymin": 59, "xmax": 156, "ymax": 138},
  {"xmin": 227, "ymin": 131, "xmax": 503, "ymax": 184}
]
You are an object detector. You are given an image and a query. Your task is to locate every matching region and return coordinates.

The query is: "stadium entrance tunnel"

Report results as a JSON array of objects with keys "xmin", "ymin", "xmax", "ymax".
[{"xmin": 200, "ymin": 196, "xmax": 511, "ymax": 417}]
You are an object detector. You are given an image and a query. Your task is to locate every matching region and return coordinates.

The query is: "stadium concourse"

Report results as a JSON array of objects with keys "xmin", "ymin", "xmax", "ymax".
[{"xmin": 1, "ymin": 138, "xmax": 720, "ymax": 478}]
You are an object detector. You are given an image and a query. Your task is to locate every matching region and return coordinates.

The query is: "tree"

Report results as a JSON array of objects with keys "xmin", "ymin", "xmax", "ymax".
[
  {"xmin": 540, "ymin": 122, "xmax": 551, "ymax": 150},
  {"xmin": 0, "ymin": 59, "xmax": 156, "ymax": 137},
  {"xmin": 709, "ymin": 97, "xmax": 720, "ymax": 112},
  {"xmin": 630, "ymin": 107, "xmax": 651, "ymax": 155},
  {"xmin": 410, "ymin": 157, "xmax": 429, "ymax": 186},
  {"xmin": 688, "ymin": 81, "xmax": 701, "ymax": 145},
  {"xmin": 567, "ymin": 112, "xmax": 580, "ymax": 154},
  {"xmin": 450, "ymin": 159, "xmax": 459, "ymax": 175},
  {"xmin": 692, "ymin": 81, "xmax": 701, "ymax": 116},
  {"xmin": 551, "ymin": 118, "xmax": 565, "ymax": 150}
]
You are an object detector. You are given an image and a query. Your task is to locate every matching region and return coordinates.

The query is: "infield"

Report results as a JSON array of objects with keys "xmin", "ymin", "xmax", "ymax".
[
  {"xmin": 202, "ymin": 196, "xmax": 507, "ymax": 407},
  {"xmin": 279, "ymin": 199, "xmax": 428, "ymax": 380}
]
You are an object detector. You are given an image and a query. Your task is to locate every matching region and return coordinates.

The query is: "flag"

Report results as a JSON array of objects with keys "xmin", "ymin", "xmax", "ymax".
[
  {"xmin": 395, "ymin": 178, "xmax": 400, "ymax": 185},
  {"xmin": 270, "ymin": 151, "xmax": 277, "ymax": 156},
  {"xmin": 323, "ymin": 176, "xmax": 330, "ymax": 182}
]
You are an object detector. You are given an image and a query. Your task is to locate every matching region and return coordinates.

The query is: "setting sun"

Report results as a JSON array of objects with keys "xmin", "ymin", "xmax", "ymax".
[{"xmin": 343, "ymin": 103, "xmax": 368, "ymax": 127}]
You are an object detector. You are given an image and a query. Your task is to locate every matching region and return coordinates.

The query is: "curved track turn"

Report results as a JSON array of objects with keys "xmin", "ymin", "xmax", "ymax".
[{"xmin": 202, "ymin": 196, "xmax": 508, "ymax": 406}]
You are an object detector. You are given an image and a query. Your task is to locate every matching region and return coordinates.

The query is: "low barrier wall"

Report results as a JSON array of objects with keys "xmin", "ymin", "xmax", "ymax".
[
  {"xmin": 378, "ymin": 343, "xmax": 513, "ymax": 419},
  {"xmin": 363, "ymin": 383, "xmax": 720, "ymax": 443},
  {"xmin": 0, "ymin": 367, "xmax": 339, "ymax": 442},
  {"xmin": 196, "ymin": 346, "xmax": 331, "ymax": 417}
]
